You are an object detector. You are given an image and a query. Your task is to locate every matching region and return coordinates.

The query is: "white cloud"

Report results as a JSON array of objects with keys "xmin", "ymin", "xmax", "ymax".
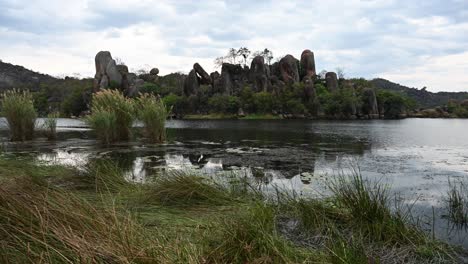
[{"xmin": 0, "ymin": 0, "xmax": 467, "ymax": 92}]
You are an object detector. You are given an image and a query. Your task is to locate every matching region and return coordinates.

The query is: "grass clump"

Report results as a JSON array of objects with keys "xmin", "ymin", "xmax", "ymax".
[
  {"xmin": 86, "ymin": 89, "xmax": 134, "ymax": 144},
  {"xmin": 446, "ymin": 179, "xmax": 468, "ymax": 226},
  {"xmin": 42, "ymin": 112, "xmax": 59, "ymax": 140},
  {"xmin": 0, "ymin": 89, "xmax": 37, "ymax": 141},
  {"xmin": 136, "ymin": 94, "xmax": 167, "ymax": 143}
]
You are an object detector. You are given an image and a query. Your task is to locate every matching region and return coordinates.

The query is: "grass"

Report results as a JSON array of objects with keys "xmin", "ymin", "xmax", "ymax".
[
  {"xmin": 445, "ymin": 179, "xmax": 468, "ymax": 226},
  {"xmin": 42, "ymin": 112, "xmax": 59, "ymax": 140},
  {"xmin": 0, "ymin": 157, "xmax": 462, "ymax": 263},
  {"xmin": 0, "ymin": 89, "xmax": 37, "ymax": 141},
  {"xmin": 136, "ymin": 94, "xmax": 167, "ymax": 143},
  {"xmin": 86, "ymin": 89, "xmax": 134, "ymax": 144}
]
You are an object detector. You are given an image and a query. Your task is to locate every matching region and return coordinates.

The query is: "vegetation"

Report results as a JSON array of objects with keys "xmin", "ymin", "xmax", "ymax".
[
  {"xmin": 0, "ymin": 89, "xmax": 37, "ymax": 141},
  {"xmin": 135, "ymin": 94, "xmax": 168, "ymax": 143},
  {"xmin": 42, "ymin": 112, "xmax": 59, "ymax": 140},
  {"xmin": 0, "ymin": 157, "xmax": 461, "ymax": 263},
  {"xmin": 86, "ymin": 89, "xmax": 134, "ymax": 144},
  {"xmin": 445, "ymin": 179, "xmax": 468, "ymax": 225}
]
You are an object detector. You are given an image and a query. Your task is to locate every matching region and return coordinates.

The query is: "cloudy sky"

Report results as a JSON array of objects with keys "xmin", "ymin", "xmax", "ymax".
[{"xmin": 1, "ymin": 0, "xmax": 467, "ymax": 92}]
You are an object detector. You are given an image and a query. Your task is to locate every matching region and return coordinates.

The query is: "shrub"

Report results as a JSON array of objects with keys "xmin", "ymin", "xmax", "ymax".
[
  {"xmin": 253, "ymin": 92, "xmax": 275, "ymax": 113},
  {"xmin": 86, "ymin": 89, "xmax": 134, "ymax": 144},
  {"xmin": 208, "ymin": 95, "xmax": 240, "ymax": 114},
  {"xmin": 0, "ymin": 89, "xmax": 37, "ymax": 141},
  {"xmin": 136, "ymin": 94, "xmax": 167, "ymax": 143}
]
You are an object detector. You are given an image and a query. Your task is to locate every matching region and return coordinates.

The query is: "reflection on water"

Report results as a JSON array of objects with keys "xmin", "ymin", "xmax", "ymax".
[{"xmin": 2, "ymin": 118, "xmax": 468, "ymax": 247}]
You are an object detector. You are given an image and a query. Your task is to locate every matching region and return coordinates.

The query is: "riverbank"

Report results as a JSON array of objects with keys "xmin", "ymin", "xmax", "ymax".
[{"xmin": 0, "ymin": 156, "xmax": 463, "ymax": 263}]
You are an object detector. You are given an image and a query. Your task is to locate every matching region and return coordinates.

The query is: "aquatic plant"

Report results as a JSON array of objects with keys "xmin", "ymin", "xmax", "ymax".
[
  {"xmin": 446, "ymin": 179, "xmax": 468, "ymax": 225},
  {"xmin": 86, "ymin": 89, "xmax": 134, "ymax": 144},
  {"xmin": 0, "ymin": 89, "xmax": 37, "ymax": 141},
  {"xmin": 136, "ymin": 94, "xmax": 167, "ymax": 143},
  {"xmin": 42, "ymin": 112, "xmax": 59, "ymax": 140}
]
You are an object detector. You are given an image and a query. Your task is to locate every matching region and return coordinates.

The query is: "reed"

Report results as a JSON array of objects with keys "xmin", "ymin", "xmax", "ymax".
[
  {"xmin": 136, "ymin": 94, "xmax": 168, "ymax": 143},
  {"xmin": 0, "ymin": 89, "xmax": 37, "ymax": 141}
]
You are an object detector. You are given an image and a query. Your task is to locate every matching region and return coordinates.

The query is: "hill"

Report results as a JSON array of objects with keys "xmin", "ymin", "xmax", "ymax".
[
  {"xmin": 0, "ymin": 60, "xmax": 57, "ymax": 91},
  {"xmin": 371, "ymin": 78, "xmax": 468, "ymax": 108}
]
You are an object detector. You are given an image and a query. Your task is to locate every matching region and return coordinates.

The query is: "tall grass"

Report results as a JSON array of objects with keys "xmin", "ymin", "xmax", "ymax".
[
  {"xmin": 0, "ymin": 89, "xmax": 37, "ymax": 141},
  {"xmin": 43, "ymin": 112, "xmax": 59, "ymax": 140},
  {"xmin": 86, "ymin": 89, "xmax": 134, "ymax": 144},
  {"xmin": 446, "ymin": 179, "xmax": 468, "ymax": 225},
  {"xmin": 136, "ymin": 94, "xmax": 167, "ymax": 143}
]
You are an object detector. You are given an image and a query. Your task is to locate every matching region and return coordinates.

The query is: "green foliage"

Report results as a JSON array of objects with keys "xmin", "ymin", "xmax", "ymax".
[
  {"xmin": 208, "ymin": 95, "xmax": 240, "ymax": 114},
  {"xmin": 447, "ymin": 100, "xmax": 468, "ymax": 118},
  {"xmin": 377, "ymin": 90, "xmax": 407, "ymax": 119},
  {"xmin": 86, "ymin": 89, "xmax": 134, "ymax": 144},
  {"xmin": 139, "ymin": 82, "xmax": 160, "ymax": 94},
  {"xmin": 318, "ymin": 87, "xmax": 358, "ymax": 117},
  {"xmin": 60, "ymin": 86, "xmax": 90, "ymax": 117},
  {"xmin": 0, "ymin": 89, "xmax": 37, "ymax": 141},
  {"xmin": 136, "ymin": 94, "xmax": 167, "ymax": 143},
  {"xmin": 163, "ymin": 93, "xmax": 186, "ymax": 115},
  {"xmin": 253, "ymin": 91, "xmax": 275, "ymax": 114}
]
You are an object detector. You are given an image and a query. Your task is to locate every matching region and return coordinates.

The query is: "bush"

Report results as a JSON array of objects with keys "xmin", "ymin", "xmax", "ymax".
[
  {"xmin": 208, "ymin": 95, "xmax": 240, "ymax": 114},
  {"xmin": 377, "ymin": 90, "xmax": 406, "ymax": 119},
  {"xmin": 285, "ymin": 98, "xmax": 306, "ymax": 115},
  {"xmin": 0, "ymin": 89, "xmax": 37, "ymax": 141},
  {"xmin": 86, "ymin": 89, "xmax": 134, "ymax": 144},
  {"xmin": 253, "ymin": 92, "xmax": 275, "ymax": 114},
  {"xmin": 136, "ymin": 94, "xmax": 167, "ymax": 143}
]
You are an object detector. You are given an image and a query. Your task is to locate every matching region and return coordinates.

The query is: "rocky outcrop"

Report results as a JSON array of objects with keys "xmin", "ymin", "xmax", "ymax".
[
  {"xmin": 93, "ymin": 51, "xmax": 123, "ymax": 91},
  {"xmin": 150, "ymin": 68, "xmax": 159, "ymax": 75},
  {"xmin": 210, "ymin": 71, "xmax": 221, "ymax": 93},
  {"xmin": 184, "ymin": 69, "xmax": 199, "ymax": 96},
  {"xmin": 194, "ymin": 63, "xmax": 211, "ymax": 85},
  {"xmin": 325, "ymin": 72, "xmax": 338, "ymax": 92},
  {"xmin": 300, "ymin": 50, "xmax": 316, "ymax": 80},
  {"xmin": 220, "ymin": 63, "xmax": 249, "ymax": 95},
  {"xmin": 279, "ymin": 55, "xmax": 300, "ymax": 84},
  {"xmin": 360, "ymin": 88, "xmax": 379, "ymax": 119},
  {"xmin": 250, "ymin": 56, "xmax": 270, "ymax": 92}
]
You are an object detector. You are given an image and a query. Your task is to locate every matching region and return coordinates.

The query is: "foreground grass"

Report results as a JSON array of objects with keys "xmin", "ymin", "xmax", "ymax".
[{"xmin": 0, "ymin": 158, "xmax": 463, "ymax": 263}]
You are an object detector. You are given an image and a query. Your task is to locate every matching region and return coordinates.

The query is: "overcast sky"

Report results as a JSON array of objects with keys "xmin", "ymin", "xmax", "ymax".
[{"xmin": 1, "ymin": 0, "xmax": 467, "ymax": 92}]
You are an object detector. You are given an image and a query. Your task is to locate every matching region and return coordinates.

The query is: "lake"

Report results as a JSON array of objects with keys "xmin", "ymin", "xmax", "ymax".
[{"xmin": 1, "ymin": 117, "xmax": 468, "ymax": 247}]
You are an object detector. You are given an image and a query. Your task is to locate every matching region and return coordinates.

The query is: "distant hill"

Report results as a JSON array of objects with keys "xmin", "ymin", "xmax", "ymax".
[
  {"xmin": 0, "ymin": 60, "xmax": 57, "ymax": 91},
  {"xmin": 371, "ymin": 78, "xmax": 468, "ymax": 108}
]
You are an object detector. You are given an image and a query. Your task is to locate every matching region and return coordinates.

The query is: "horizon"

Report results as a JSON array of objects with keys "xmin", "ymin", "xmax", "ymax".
[{"xmin": 1, "ymin": 0, "xmax": 467, "ymax": 92}]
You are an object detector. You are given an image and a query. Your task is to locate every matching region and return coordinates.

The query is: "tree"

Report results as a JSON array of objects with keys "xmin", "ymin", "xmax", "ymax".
[
  {"xmin": 228, "ymin": 48, "xmax": 238, "ymax": 64},
  {"xmin": 237, "ymin": 47, "xmax": 251, "ymax": 66},
  {"xmin": 252, "ymin": 48, "xmax": 274, "ymax": 65},
  {"xmin": 336, "ymin": 67, "xmax": 345, "ymax": 79},
  {"xmin": 214, "ymin": 56, "xmax": 225, "ymax": 68}
]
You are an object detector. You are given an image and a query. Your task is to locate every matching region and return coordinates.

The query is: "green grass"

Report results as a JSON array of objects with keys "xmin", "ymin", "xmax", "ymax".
[
  {"xmin": 446, "ymin": 179, "xmax": 468, "ymax": 226},
  {"xmin": 42, "ymin": 112, "xmax": 59, "ymax": 140},
  {"xmin": 0, "ymin": 89, "xmax": 37, "ymax": 141},
  {"xmin": 86, "ymin": 89, "xmax": 134, "ymax": 144},
  {"xmin": 136, "ymin": 94, "xmax": 167, "ymax": 143},
  {"xmin": 0, "ymin": 157, "xmax": 462, "ymax": 263}
]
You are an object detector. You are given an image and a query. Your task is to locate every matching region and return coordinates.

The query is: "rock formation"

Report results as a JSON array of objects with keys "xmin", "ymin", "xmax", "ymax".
[
  {"xmin": 93, "ymin": 51, "xmax": 122, "ymax": 91},
  {"xmin": 150, "ymin": 68, "xmax": 159, "ymax": 75},
  {"xmin": 279, "ymin": 55, "xmax": 300, "ymax": 84},
  {"xmin": 250, "ymin": 55, "xmax": 270, "ymax": 92},
  {"xmin": 210, "ymin": 71, "xmax": 221, "ymax": 93},
  {"xmin": 184, "ymin": 69, "xmax": 199, "ymax": 96},
  {"xmin": 220, "ymin": 63, "xmax": 249, "ymax": 95},
  {"xmin": 360, "ymin": 88, "xmax": 379, "ymax": 119},
  {"xmin": 193, "ymin": 63, "xmax": 211, "ymax": 85},
  {"xmin": 325, "ymin": 72, "xmax": 338, "ymax": 92},
  {"xmin": 300, "ymin": 50, "xmax": 316, "ymax": 80}
]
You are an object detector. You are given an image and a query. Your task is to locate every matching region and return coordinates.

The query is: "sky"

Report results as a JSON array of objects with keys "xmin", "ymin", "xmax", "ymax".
[{"xmin": 0, "ymin": 0, "xmax": 467, "ymax": 92}]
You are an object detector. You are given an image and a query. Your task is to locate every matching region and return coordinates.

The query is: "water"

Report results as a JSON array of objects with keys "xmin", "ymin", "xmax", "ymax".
[{"xmin": 1, "ymin": 117, "xmax": 468, "ymax": 246}]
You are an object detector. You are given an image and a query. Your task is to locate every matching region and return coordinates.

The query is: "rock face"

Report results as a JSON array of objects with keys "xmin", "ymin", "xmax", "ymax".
[
  {"xmin": 325, "ymin": 72, "xmax": 338, "ymax": 92},
  {"xmin": 184, "ymin": 69, "xmax": 200, "ymax": 96},
  {"xmin": 220, "ymin": 63, "xmax": 249, "ymax": 95},
  {"xmin": 193, "ymin": 63, "xmax": 211, "ymax": 85},
  {"xmin": 361, "ymin": 88, "xmax": 379, "ymax": 119},
  {"xmin": 250, "ymin": 56, "xmax": 270, "ymax": 92},
  {"xmin": 93, "ymin": 51, "xmax": 122, "ymax": 91},
  {"xmin": 300, "ymin": 50, "xmax": 316, "ymax": 80},
  {"xmin": 210, "ymin": 71, "xmax": 221, "ymax": 93},
  {"xmin": 279, "ymin": 55, "xmax": 300, "ymax": 84}
]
